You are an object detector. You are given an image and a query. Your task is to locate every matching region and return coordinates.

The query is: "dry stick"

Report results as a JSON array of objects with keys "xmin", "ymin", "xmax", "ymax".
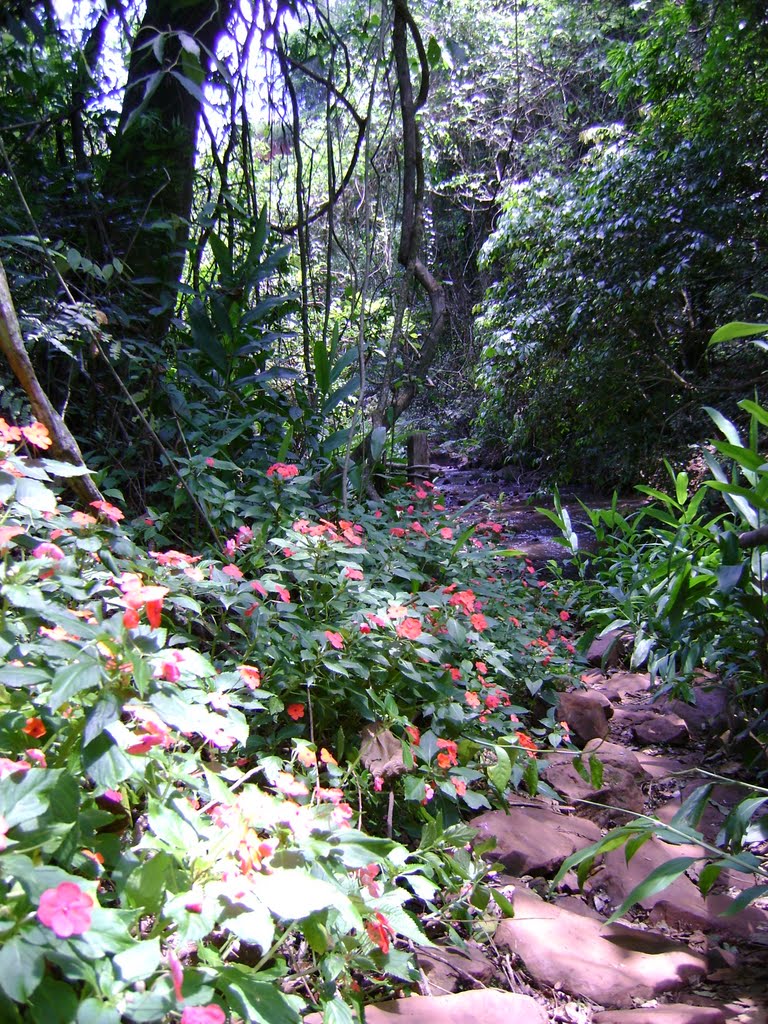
[
  {"xmin": 0, "ymin": 259, "xmax": 103, "ymax": 506},
  {"xmin": 0, "ymin": 138, "xmax": 220, "ymax": 542}
]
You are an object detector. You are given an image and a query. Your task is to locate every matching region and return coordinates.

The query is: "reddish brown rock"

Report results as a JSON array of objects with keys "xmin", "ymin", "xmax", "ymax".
[
  {"xmin": 558, "ymin": 690, "xmax": 613, "ymax": 745},
  {"xmin": 582, "ymin": 737, "xmax": 651, "ymax": 778},
  {"xmin": 631, "ymin": 711, "xmax": 690, "ymax": 746},
  {"xmin": 543, "ymin": 754, "xmax": 646, "ymax": 827},
  {"xmin": 415, "ymin": 943, "xmax": 495, "ymax": 995},
  {"xmin": 310, "ymin": 991, "xmax": 549, "ymax": 1024},
  {"xmin": 586, "ymin": 630, "xmax": 631, "ymax": 669},
  {"xmin": 586, "ymin": 835, "xmax": 768, "ymax": 939},
  {"xmin": 471, "ymin": 805, "xmax": 601, "ymax": 877},
  {"xmin": 655, "ymin": 685, "xmax": 730, "ymax": 735},
  {"xmin": 593, "ymin": 1006, "xmax": 726, "ymax": 1024},
  {"xmin": 495, "ymin": 887, "xmax": 707, "ymax": 1008}
]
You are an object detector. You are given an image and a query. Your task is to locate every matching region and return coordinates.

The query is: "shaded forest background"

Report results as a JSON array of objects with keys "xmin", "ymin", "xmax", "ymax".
[{"xmin": 2, "ymin": 0, "xmax": 768, "ymax": 539}]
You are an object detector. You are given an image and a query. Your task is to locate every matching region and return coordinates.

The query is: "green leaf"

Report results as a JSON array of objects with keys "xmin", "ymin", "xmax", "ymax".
[
  {"xmin": 82, "ymin": 732, "xmax": 134, "ymax": 789},
  {"xmin": 50, "ymin": 658, "xmax": 103, "ymax": 710},
  {"xmin": 169, "ymin": 69, "xmax": 206, "ymax": 104},
  {"xmin": 0, "ymin": 935, "xmax": 45, "ymax": 1001},
  {"xmin": 488, "ymin": 745, "xmax": 512, "ymax": 793},
  {"xmin": 322, "ymin": 995, "xmax": 358, "ymax": 1024},
  {"xmin": 709, "ymin": 321, "xmax": 768, "ymax": 345},
  {"xmin": 188, "ymin": 299, "xmax": 228, "ymax": 376},
  {"xmin": 605, "ymin": 856, "xmax": 698, "ymax": 923},
  {"xmin": 218, "ymin": 970, "xmax": 302, "ymax": 1024},
  {"xmin": 669, "ymin": 784, "xmax": 713, "ymax": 831},
  {"xmin": 490, "ymin": 887, "xmax": 515, "ymax": 917},
  {"xmin": 113, "ymin": 938, "xmax": 162, "ymax": 984},
  {"xmin": 719, "ymin": 883, "xmax": 768, "ymax": 916},
  {"xmin": 13, "ymin": 476, "xmax": 57, "ymax": 512},
  {"xmin": 75, "ymin": 1000, "xmax": 120, "ymax": 1024},
  {"xmin": 248, "ymin": 869, "xmax": 344, "ymax": 919}
]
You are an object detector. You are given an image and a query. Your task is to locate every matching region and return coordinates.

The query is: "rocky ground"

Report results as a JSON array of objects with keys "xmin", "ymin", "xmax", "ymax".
[
  {"xmin": 360, "ymin": 639, "xmax": 768, "ymax": 1024},
  {"xmin": 355, "ymin": 448, "xmax": 768, "ymax": 1024}
]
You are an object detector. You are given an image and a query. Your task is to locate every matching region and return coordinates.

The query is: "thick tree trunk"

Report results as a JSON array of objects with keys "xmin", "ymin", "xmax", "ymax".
[{"xmin": 105, "ymin": 0, "xmax": 234, "ymax": 338}]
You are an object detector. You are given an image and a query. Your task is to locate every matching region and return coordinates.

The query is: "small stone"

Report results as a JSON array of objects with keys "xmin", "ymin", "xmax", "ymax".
[{"xmin": 586, "ymin": 630, "xmax": 631, "ymax": 669}]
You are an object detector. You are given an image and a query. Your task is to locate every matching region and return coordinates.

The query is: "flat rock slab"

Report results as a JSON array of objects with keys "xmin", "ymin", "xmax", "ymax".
[
  {"xmin": 543, "ymin": 754, "xmax": 646, "ymax": 827},
  {"xmin": 611, "ymin": 708, "xmax": 690, "ymax": 745},
  {"xmin": 495, "ymin": 887, "xmax": 707, "ymax": 1008},
  {"xmin": 415, "ymin": 942, "xmax": 495, "ymax": 994},
  {"xmin": 593, "ymin": 1006, "xmax": 726, "ymax": 1024},
  {"xmin": 323, "ymin": 991, "xmax": 549, "ymax": 1024},
  {"xmin": 587, "ymin": 835, "xmax": 768, "ymax": 940},
  {"xmin": 471, "ymin": 805, "xmax": 601, "ymax": 876},
  {"xmin": 593, "ymin": 672, "xmax": 652, "ymax": 703}
]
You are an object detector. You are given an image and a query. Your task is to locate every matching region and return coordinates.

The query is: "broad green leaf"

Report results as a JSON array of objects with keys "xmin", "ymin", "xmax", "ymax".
[
  {"xmin": 709, "ymin": 321, "xmax": 768, "ymax": 345},
  {"xmin": 488, "ymin": 745, "xmax": 512, "ymax": 793},
  {"xmin": 248, "ymin": 869, "xmax": 342, "ymax": 920},
  {"xmin": 50, "ymin": 658, "xmax": 103, "ymax": 710},
  {"xmin": 76, "ymin": 999, "xmax": 121, "ymax": 1024},
  {"xmin": 0, "ymin": 935, "xmax": 45, "ymax": 1001},
  {"xmin": 605, "ymin": 856, "xmax": 698, "ymax": 923},
  {"xmin": 113, "ymin": 938, "xmax": 162, "ymax": 984}
]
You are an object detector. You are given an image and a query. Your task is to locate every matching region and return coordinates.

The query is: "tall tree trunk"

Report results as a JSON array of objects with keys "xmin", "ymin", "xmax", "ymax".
[{"xmin": 105, "ymin": 0, "xmax": 234, "ymax": 339}]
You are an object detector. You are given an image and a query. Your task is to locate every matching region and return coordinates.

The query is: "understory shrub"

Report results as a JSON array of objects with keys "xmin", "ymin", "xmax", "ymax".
[{"xmin": 0, "ymin": 417, "xmax": 574, "ymax": 1022}]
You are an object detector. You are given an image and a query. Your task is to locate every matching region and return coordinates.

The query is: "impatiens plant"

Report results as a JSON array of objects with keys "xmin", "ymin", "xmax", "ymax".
[{"xmin": 0, "ymin": 418, "xmax": 578, "ymax": 1021}]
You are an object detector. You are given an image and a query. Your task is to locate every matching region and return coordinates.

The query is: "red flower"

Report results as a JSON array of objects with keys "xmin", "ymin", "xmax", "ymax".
[
  {"xmin": 439, "ymin": 527, "xmax": 453, "ymax": 540},
  {"xmin": 324, "ymin": 630, "xmax": 344, "ymax": 650},
  {"xmin": 465, "ymin": 690, "xmax": 480, "ymax": 708},
  {"xmin": 276, "ymin": 586, "xmax": 291, "ymax": 603},
  {"xmin": 90, "ymin": 499, "xmax": 124, "ymax": 523},
  {"xmin": 389, "ymin": 527, "xmax": 406, "ymax": 538},
  {"xmin": 470, "ymin": 613, "xmax": 488, "ymax": 632},
  {"xmin": 449, "ymin": 589, "xmax": 476, "ymax": 613},
  {"xmin": 126, "ymin": 719, "xmax": 174, "ymax": 755},
  {"xmin": 266, "ymin": 463, "xmax": 299, "ymax": 479},
  {"xmin": 222, "ymin": 564, "xmax": 244, "ymax": 580},
  {"xmin": 120, "ymin": 581, "xmax": 168, "ymax": 629},
  {"xmin": 405, "ymin": 724, "xmax": 421, "ymax": 746},
  {"xmin": 37, "ymin": 882, "xmax": 94, "ymax": 937},
  {"xmin": 366, "ymin": 911, "xmax": 396, "ymax": 954},
  {"xmin": 22, "ymin": 716, "xmax": 46, "ymax": 738},
  {"xmin": 180, "ymin": 1006, "xmax": 226, "ymax": 1024},
  {"xmin": 344, "ymin": 567, "xmax": 364, "ymax": 581},
  {"xmin": 396, "ymin": 617, "xmax": 422, "ymax": 640},
  {"xmin": 559, "ymin": 610, "xmax": 570, "ymax": 622},
  {"xmin": 287, "ymin": 703, "xmax": 305, "ymax": 720}
]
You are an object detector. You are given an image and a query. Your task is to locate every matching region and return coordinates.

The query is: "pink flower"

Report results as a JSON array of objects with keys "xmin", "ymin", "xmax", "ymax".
[
  {"xmin": 276, "ymin": 586, "xmax": 291, "ymax": 603},
  {"xmin": 470, "ymin": 613, "xmax": 488, "ymax": 632},
  {"xmin": 167, "ymin": 948, "xmax": 184, "ymax": 1001},
  {"xmin": 180, "ymin": 1006, "xmax": 226, "ymax": 1024},
  {"xmin": 37, "ymin": 882, "xmax": 94, "ymax": 937},
  {"xmin": 344, "ymin": 567, "xmax": 364, "ymax": 581},
  {"xmin": 205, "ymin": 457, "xmax": 215, "ymax": 467},
  {"xmin": 0, "ymin": 757, "xmax": 30, "ymax": 779},
  {"xmin": 359, "ymin": 622, "xmax": 371, "ymax": 634},
  {"xmin": 0, "ymin": 525, "xmax": 24, "ymax": 549},
  {"xmin": 0, "ymin": 814, "xmax": 8, "ymax": 851},
  {"xmin": 357, "ymin": 863, "xmax": 383, "ymax": 898},
  {"xmin": 33, "ymin": 542, "xmax": 65, "ymax": 561},
  {"xmin": 324, "ymin": 630, "xmax": 344, "ymax": 650},
  {"xmin": 266, "ymin": 463, "xmax": 299, "ymax": 479},
  {"xmin": 239, "ymin": 665, "xmax": 261, "ymax": 689},
  {"xmin": 222, "ymin": 564, "xmax": 244, "ymax": 580},
  {"xmin": 560, "ymin": 610, "xmax": 570, "ymax": 622},
  {"xmin": 439, "ymin": 527, "xmax": 453, "ymax": 540}
]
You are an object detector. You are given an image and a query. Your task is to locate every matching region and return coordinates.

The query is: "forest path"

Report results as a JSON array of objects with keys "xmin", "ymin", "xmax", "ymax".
[{"xmin": 369, "ymin": 449, "xmax": 768, "ymax": 1024}]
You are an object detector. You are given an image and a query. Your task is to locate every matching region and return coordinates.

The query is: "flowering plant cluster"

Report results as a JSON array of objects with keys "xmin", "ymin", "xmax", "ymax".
[{"xmin": 0, "ymin": 420, "xmax": 577, "ymax": 1021}]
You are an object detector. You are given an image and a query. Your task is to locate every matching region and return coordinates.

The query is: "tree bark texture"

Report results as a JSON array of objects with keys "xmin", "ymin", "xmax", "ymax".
[{"xmin": 0, "ymin": 259, "xmax": 102, "ymax": 505}]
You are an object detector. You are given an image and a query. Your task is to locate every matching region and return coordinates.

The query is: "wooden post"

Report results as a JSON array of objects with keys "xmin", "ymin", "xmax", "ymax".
[{"xmin": 407, "ymin": 431, "xmax": 430, "ymax": 485}]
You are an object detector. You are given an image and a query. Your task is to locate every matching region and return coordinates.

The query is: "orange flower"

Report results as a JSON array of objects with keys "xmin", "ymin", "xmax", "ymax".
[
  {"xmin": 0, "ymin": 525, "xmax": 24, "ymax": 550},
  {"xmin": 465, "ymin": 690, "xmax": 480, "ymax": 708},
  {"xmin": 90, "ymin": 499, "xmax": 124, "ymax": 523},
  {"xmin": 470, "ymin": 613, "xmax": 488, "ymax": 632},
  {"xmin": 286, "ymin": 703, "xmax": 305, "ymax": 720},
  {"xmin": 71, "ymin": 511, "xmax": 97, "ymax": 527},
  {"xmin": 449, "ymin": 589, "xmax": 476, "ymax": 613},
  {"xmin": 20, "ymin": 421, "xmax": 52, "ymax": 450},
  {"xmin": 451, "ymin": 777, "xmax": 467, "ymax": 796},
  {"xmin": 0, "ymin": 418, "xmax": 21, "ymax": 443},
  {"xmin": 22, "ymin": 717, "xmax": 46, "ymax": 738},
  {"xmin": 120, "ymin": 581, "xmax": 168, "ymax": 629},
  {"xmin": 404, "ymin": 725, "xmax": 420, "ymax": 746},
  {"xmin": 239, "ymin": 665, "xmax": 261, "ymax": 689},
  {"xmin": 436, "ymin": 738, "xmax": 458, "ymax": 768},
  {"xmin": 395, "ymin": 617, "xmax": 422, "ymax": 640},
  {"xmin": 515, "ymin": 731, "xmax": 537, "ymax": 757}
]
